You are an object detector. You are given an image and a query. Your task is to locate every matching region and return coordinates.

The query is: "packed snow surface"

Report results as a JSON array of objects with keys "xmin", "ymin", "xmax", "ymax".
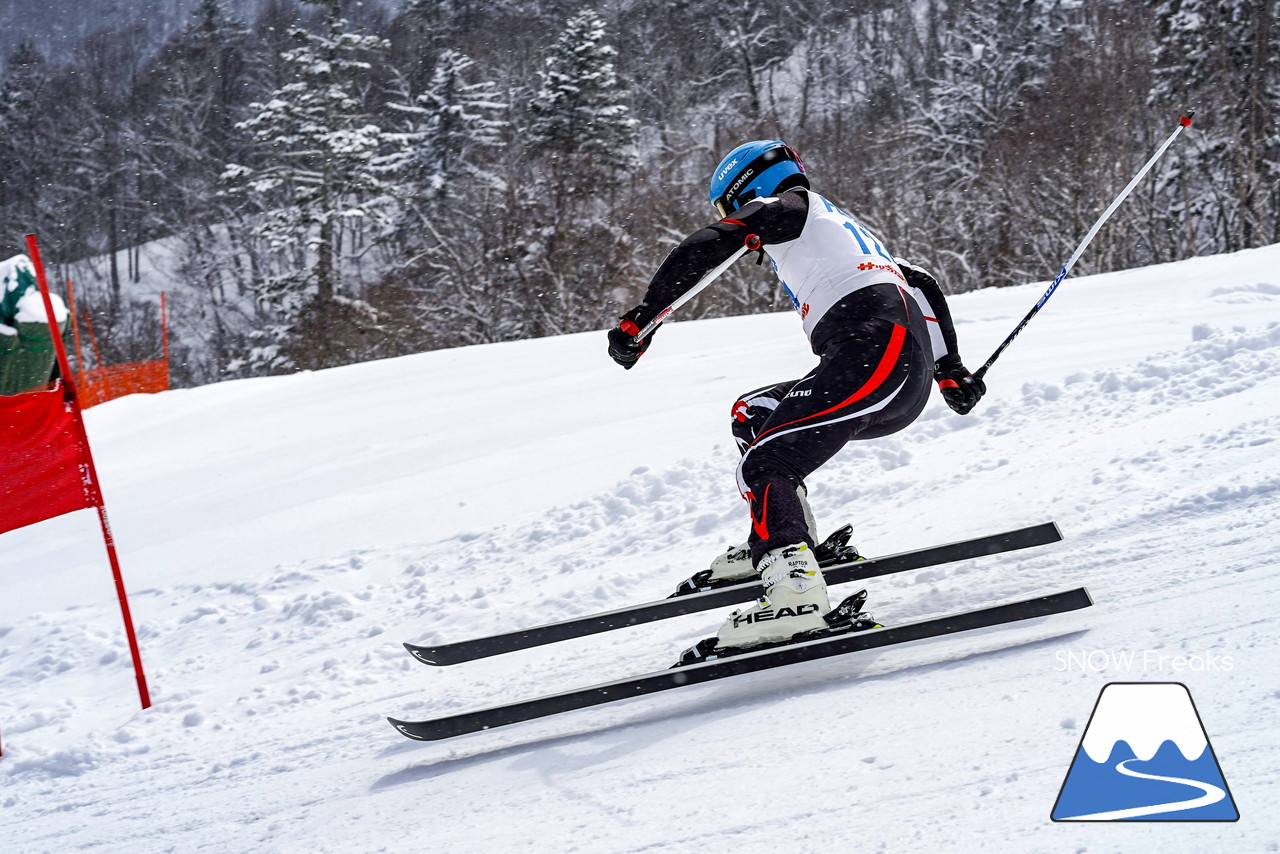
[{"xmin": 3, "ymin": 245, "xmax": 1279, "ymax": 852}]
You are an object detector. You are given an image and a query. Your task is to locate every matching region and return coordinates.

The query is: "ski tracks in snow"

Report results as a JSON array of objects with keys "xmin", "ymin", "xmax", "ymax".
[{"xmin": 3, "ymin": 258, "xmax": 1280, "ymax": 851}]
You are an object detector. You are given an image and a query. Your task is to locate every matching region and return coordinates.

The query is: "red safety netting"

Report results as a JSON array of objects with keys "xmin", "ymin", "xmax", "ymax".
[
  {"xmin": 0, "ymin": 383, "xmax": 96, "ymax": 536},
  {"xmin": 0, "ymin": 235, "xmax": 152, "ymax": 745}
]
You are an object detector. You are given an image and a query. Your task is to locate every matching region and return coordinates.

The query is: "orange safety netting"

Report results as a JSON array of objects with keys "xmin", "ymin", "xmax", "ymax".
[
  {"xmin": 66, "ymin": 284, "xmax": 170, "ymax": 409},
  {"xmin": 77, "ymin": 360, "xmax": 169, "ymax": 409}
]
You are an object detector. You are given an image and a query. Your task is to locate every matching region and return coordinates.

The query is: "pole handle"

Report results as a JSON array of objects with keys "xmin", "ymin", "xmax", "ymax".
[{"xmin": 632, "ymin": 244, "xmax": 750, "ymax": 343}]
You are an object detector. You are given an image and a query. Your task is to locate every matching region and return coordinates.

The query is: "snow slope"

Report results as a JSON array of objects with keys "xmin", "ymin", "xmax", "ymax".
[{"xmin": 3, "ymin": 245, "xmax": 1279, "ymax": 852}]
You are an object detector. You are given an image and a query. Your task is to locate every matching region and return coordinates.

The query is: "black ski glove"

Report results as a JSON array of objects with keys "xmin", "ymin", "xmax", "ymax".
[
  {"xmin": 934, "ymin": 353, "xmax": 986, "ymax": 415},
  {"xmin": 607, "ymin": 307, "xmax": 657, "ymax": 370}
]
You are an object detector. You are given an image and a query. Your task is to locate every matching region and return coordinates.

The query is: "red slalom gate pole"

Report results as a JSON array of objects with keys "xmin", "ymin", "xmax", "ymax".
[{"xmin": 25, "ymin": 234, "xmax": 152, "ymax": 710}]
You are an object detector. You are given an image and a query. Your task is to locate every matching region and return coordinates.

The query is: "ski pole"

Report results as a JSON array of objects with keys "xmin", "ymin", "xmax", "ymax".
[
  {"xmin": 632, "ymin": 244, "xmax": 750, "ymax": 342},
  {"xmin": 974, "ymin": 111, "xmax": 1194, "ymax": 381}
]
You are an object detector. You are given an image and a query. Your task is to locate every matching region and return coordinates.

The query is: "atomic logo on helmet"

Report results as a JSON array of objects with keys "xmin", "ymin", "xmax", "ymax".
[{"xmin": 709, "ymin": 140, "xmax": 809, "ymax": 217}]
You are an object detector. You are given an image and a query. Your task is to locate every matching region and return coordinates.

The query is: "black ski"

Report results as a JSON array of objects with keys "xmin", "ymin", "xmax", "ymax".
[
  {"xmin": 389, "ymin": 586, "xmax": 1092, "ymax": 741},
  {"xmin": 404, "ymin": 522, "xmax": 1062, "ymax": 665}
]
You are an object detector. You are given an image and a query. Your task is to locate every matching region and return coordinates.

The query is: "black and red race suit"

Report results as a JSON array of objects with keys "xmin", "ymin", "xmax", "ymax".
[{"xmin": 632, "ymin": 189, "xmax": 962, "ymax": 566}]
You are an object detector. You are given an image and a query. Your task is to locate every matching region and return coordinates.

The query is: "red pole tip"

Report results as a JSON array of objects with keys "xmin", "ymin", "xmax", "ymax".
[{"xmin": 1180, "ymin": 115, "xmax": 1193, "ymax": 127}]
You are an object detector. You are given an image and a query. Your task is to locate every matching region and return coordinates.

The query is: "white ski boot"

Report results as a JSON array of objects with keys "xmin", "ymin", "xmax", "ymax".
[
  {"xmin": 668, "ymin": 542, "xmax": 754, "ymax": 596},
  {"xmin": 671, "ymin": 486, "xmax": 825, "ymax": 597},
  {"xmin": 707, "ymin": 542, "xmax": 753, "ymax": 583},
  {"xmin": 710, "ymin": 485, "xmax": 817, "ymax": 585},
  {"xmin": 714, "ymin": 543, "xmax": 830, "ymax": 650}
]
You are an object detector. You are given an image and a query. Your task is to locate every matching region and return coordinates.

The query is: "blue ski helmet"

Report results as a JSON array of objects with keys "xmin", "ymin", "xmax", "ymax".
[{"xmin": 709, "ymin": 140, "xmax": 808, "ymax": 216}]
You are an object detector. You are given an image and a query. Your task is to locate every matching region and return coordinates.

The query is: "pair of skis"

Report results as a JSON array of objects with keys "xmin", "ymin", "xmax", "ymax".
[{"xmin": 388, "ymin": 522, "xmax": 1091, "ymax": 741}]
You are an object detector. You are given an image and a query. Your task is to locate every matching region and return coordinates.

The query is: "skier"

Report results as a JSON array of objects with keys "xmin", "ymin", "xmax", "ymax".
[{"xmin": 607, "ymin": 140, "xmax": 986, "ymax": 655}]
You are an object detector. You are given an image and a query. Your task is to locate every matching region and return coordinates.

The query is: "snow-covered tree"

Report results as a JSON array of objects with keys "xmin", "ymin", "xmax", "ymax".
[
  {"xmin": 144, "ymin": 1, "xmax": 257, "ymax": 225},
  {"xmin": 511, "ymin": 10, "xmax": 642, "ymax": 337},
  {"xmin": 223, "ymin": 0, "xmax": 393, "ymax": 320},
  {"xmin": 530, "ymin": 9, "xmax": 639, "ymax": 190},
  {"xmin": 373, "ymin": 48, "xmax": 515, "ymax": 349},
  {"xmin": 398, "ymin": 0, "xmax": 472, "ymax": 71},
  {"xmin": 383, "ymin": 49, "xmax": 506, "ymax": 207},
  {"xmin": 61, "ymin": 28, "xmax": 160, "ymax": 303},
  {"xmin": 698, "ymin": 0, "xmax": 794, "ymax": 124},
  {"xmin": 0, "ymin": 41, "xmax": 51, "ymax": 249},
  {"xmin": 916, "ymin": 0, "xmax": 1065, "ymax": 188},
  {"xmin": 1150, "ymin": 0, "xmax": 1280, "ymax": 250},
  {"xmin": 902, "ymin": 0, "xmax": 1068, "ymax": 288}
]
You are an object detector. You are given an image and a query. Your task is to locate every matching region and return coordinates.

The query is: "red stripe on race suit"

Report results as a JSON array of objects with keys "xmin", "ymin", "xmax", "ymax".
[
  {"xmin": 753, "ymin": 323, "xmax": 908, "ymax": 444},
  {"xmin": 750, "ymin": 483, "xmax": 771, "ymax": 540}
]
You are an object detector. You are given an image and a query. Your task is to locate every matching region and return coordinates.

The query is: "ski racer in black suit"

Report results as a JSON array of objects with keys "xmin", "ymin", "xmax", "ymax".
[{"xmin": 607, "ymin": 140, "xmax": 985, "ymax": 653}]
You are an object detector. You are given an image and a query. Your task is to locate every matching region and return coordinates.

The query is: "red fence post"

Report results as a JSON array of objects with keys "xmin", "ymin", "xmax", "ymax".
[{"xmin": 24, "ymin": 234, "xmax": 152, "ymax": 710}]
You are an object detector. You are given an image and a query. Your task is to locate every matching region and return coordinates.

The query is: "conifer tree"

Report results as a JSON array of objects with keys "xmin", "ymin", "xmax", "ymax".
[
  {"xmin": 0, "ymin": 41, "xmax": 50, "ymax": 248},
  {"xmin": 530, "ymin": 9, "xmax": 639, "ymax": 192},
  {"xmin": 383, "ymin": 49, "xmax": 506, "ymax": 206},
  {"xmin": 222, "ymin": 0, "xmax": 392, "ymax": 322}
]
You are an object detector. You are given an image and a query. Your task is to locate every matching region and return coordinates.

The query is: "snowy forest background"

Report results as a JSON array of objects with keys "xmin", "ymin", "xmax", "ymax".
[{"xmin": 0, "ymin": 0, "xmax": 1276, "ymax": 385}]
